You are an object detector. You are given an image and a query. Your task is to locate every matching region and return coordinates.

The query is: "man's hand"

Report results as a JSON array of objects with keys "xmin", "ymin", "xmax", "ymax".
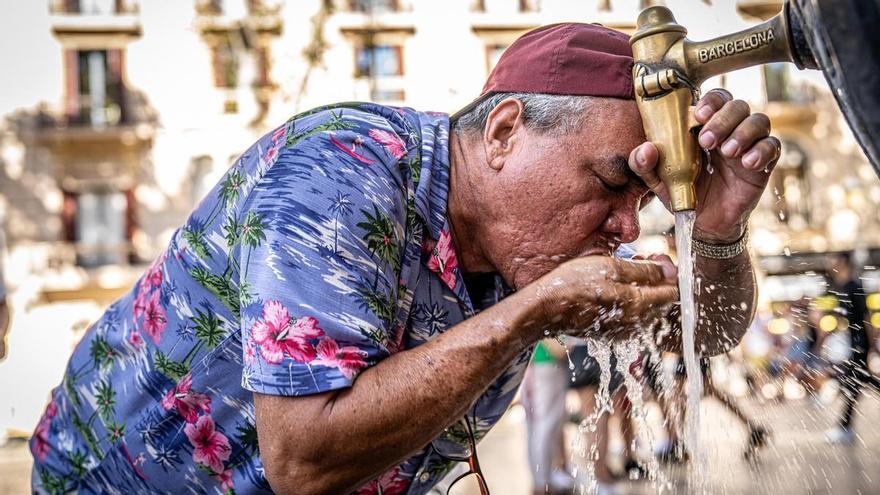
[
  {"xmin": 629, "ymin": 89, "xmax": 780, "ymax": 242},
  {"xmin": 528, "ymin": 256, "xmax": 678, "ymax": 340}
]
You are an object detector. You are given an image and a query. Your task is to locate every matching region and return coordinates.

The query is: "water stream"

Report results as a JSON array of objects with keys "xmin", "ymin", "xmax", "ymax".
[{"xmin": 675, "ymin": 209, "xmax": 705, "ymax": 487}]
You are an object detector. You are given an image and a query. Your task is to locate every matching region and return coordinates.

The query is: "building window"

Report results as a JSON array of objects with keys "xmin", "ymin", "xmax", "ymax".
[
  {"xmin": 763, "ymin": 62, "xmax": 791, "ymax": 102},
  {"xmin": 211, "ymin": 40, "xmax": 240, "ymax": 88},
  {"xmin": 65, "ymin": 49, "xmax": 125, "ymax": 127},
  {"xmin": 63, "ymin": 190, "xmax": 132, "ymax": 267},
  {"xmin": 349, "ymin": 0, "xmax": 399, "ymax": 13},
  {"xmin": 355, "ymin": 45, "xmax": 403, "ymax": 78},
  {"xmin": 485, "ymin": 44, "xmax": 508, "ymax": 73}
]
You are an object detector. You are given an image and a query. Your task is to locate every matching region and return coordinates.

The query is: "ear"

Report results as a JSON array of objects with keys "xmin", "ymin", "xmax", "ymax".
[{"xmin": 483, "ymin": 98, "xmax": 525, "ymax": 171}]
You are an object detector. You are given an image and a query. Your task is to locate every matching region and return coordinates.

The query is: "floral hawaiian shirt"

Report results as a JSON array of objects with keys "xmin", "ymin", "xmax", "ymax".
[{"xmin": 31, "ymin": 103, "xmax": 532, "ymax": 495}]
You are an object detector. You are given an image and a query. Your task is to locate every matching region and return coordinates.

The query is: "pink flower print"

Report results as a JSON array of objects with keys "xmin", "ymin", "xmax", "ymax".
[
  {"xmin": 184, "ymin": 416, "xmax": 231, "ymax": 475},
  {"xmin": 142, "ymin": 291, "xmax": 168, "ymax": 345},
  {"xmin": 264, "ymin": 145, "xmax": 279, "ymax": 164},
  {"xmin": 427, "ymin": 229, "xmax": 459, "ymax": 290},
  {"xmin": 271, "ymin": 125, "xmax": 286, "ymax": 144},
  {"xmin": 133, "ymin": 290, "xmax": 150, "ymax": 321},
  {"xmin": 31, "ymin": 416, "xmax": 51, "ymax": 463},
  {"xmin": 252, "ymin": 301, "xmax": 324, "ymax": 364},
  {"xmin": 161, "ymin": 373, "xmax": 212, "ymax": 423},
  {"xmin": 243, "ymin": 338, "xmax": 256, "ymax": 364},
  {"xmin": 356, "ymin": 467, "xmax": 409, "ymax": 495},
  {"xmin": 314, "ymin": 337, "xmax": 368, "ymax": 379},
  {"xmin": 139, "ymin": 264, "xmax": 163, "ymax": 293},
  {"xmin": 45, "ymin": 398, "xmax": 58, "ymax": 419},
  {"xmin": 329, "ymin": 134, "xmax": 375, "ymax": 164},
  {"xmin": 129, "ymin": 330, "xmax": 144, "ymax": 348},
  {"xmin": 212, "ymin": 469, "xmax": 235, "ymax": 492},
  {"xmin": 369, "ymin": 128, "xmax": 407, "ymax": 160}
]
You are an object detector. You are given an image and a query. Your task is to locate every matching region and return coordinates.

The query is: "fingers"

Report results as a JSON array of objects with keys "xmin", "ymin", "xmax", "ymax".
[
  {"xmin": 741, "ymin": 135, "xmax": 782, "ymax": 171},
  {"xmin": 698, "ymin": 98, "xmax": 751, "ymax": 151},
  {"xmin": 718, "ymin": 112, "xmax": 772, "ymax": 159},
  {"xmin": 694, "ymin": 89, "xmax": 733, "ymax": 123},
  {"xmin": 612, "ymin": 258, "xmax": 667, "ymax": 285},
  {"xmin": 628, "ymin": 142, "xmax": 662, "ymax": 191},
  {"xmin": 647, "ymin": 253, "xmax": 678, "ymax": 283}
]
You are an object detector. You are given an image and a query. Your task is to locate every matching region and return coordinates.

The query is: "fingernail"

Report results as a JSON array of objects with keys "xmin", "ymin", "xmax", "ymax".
[
  {"xmin": 743, "ymin": 149, "xmax": 760, "ymax": 168},
  {"xmin": 699, "ymin": 130, "xmax": 716, "ymax": 149},
  {"xmin": 636, "ymin": 146, "xmax": 649, "ymax": 166},
  {"xmin": 696, "ymin": 105, "xmax": 712, "ymax": 121},
  {"xmin": 721, "ymin": 139, "xmax": 740, "ymax": 157}
]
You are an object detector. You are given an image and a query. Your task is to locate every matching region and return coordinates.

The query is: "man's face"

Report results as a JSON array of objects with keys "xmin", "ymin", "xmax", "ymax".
[{"xmin": 479, "ymin": 98, "xmax": 652, "ymax": 289}]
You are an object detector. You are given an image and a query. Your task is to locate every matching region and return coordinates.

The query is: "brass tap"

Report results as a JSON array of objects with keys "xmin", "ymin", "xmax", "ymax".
[{"xmin": 630, "ymin": 4, "xmax": 803, "ymax": 211}]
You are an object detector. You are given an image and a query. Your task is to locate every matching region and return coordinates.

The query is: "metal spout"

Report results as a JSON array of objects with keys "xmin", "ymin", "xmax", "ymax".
[{"xmin": 630, "ymin": 4, "xmax": 809, "ymax": 212}]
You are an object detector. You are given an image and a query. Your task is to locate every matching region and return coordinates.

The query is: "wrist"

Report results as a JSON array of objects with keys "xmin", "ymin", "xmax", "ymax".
[
  {"xmin": 502, "ymin": 285, "xmax": 551, "ymax": 345},
  {"xmin": 693, "ymin": 222, "xmax": 745, "ymax": 244}
]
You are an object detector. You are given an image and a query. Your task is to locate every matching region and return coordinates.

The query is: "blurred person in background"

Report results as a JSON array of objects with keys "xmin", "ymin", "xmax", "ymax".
[
  {"xmin": 29, "ymin": 22, "xmax": 778, "ymax": 495},
  {"xmin": 825, "ymin": 252, "xmax": 880, "ymax": 444},
  {"xmin": 785, "ymin": 300, "xmax": 828, "ymax": 406},
  {"xmin": 522, "ymin": 338, "xmax": 576, "ymax": 495}
]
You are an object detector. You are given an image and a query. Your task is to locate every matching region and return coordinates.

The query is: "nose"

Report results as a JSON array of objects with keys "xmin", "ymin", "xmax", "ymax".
[{"xmin": 601, "ymin": 201, "xmax": 641, "ymax": 244}]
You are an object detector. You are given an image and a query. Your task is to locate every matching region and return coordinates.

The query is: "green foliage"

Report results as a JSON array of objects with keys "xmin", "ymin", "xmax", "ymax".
[
  {"xmin": 89, "ymin": 337, "xmax": 116, "ymax": 371},
  {"xmin": 357, "ymin": 205, "xmax": 400, "ymax": 272},
  {"xmin": 153, "ymin": 350, "xmax": 189, "ymax": 381},
  {"xmin": 286, "ymin": 110, "xmax": 356, "ymax": 147},
  {"xmin": 94, "ymin": 380, "xmax": 116, "ymax": 423},
  {"xmin": 356, "ymin": 289, "xmax": 394, "ymax": 327},
  {"xmin": 37, "ymin": 467, "xmax": 68, "ymax": 495},
  {"xmin": 193, "ymin": 309, "xmax": 226, "ymax": 350},
  {"xmin": 239, "ymin": 211, "xmax": 267, "ymax": 249},
  {"xmin": 67, "ymin": 450, "xmax": 89, "ymax": 478},
  {"xmin": 236, "ymin": 421, "xmax": 260, "ymax": 455},
  {"xmin": 71, "ymin": 410, "xmax": 100, "ymax": 458},
  {"xmin": 106, "ymin": 421, "xmax": 126, "ymax": 444},
  {"xmin": 223, "ymin": 214, "xmax": 241, "ymax": 248},
  {"xmin": 189, "ymin": 266, "xmax": 240, "ymax": 318},
  {"xmin": 183, "ymin": 227, "xmax": 212, "ymax": 261},
  {"xmin": 64, "ymin": 375, "xmax": 81, "ymax": 408},
  {"xmin": 219, "ymin": 170, "xmax": 245, "ymax": 207}
]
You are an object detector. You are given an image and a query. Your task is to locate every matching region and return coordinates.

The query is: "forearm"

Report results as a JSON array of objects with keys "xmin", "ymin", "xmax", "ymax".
[
  {"xmin": 693, "ymin": 249, "xmax": 756, "ymax": 355},
  {"xmin": 257, "ymin": 290, "xmax": 540, "ymax": 494},
  {"xmin": 658, "ymin": 249, "xmax": 756, "ymax": 356}
]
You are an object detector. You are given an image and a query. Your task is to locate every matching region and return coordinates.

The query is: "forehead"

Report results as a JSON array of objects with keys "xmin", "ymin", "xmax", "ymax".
[{"xmin": 548, "ymin": 98, "xmax": 644, "ymax": 160}]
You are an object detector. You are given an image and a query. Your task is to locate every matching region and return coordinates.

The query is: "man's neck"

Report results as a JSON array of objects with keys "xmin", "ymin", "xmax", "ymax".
[{"xmin": 447, "ymin": 131, "xmax": 494, "ymax": 275}]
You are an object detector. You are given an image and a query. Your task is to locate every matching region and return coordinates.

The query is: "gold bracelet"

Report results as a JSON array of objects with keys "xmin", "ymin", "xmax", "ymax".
[{"xmin": 692, "ymin": 227, "xmax": 749, "ymax": 260}]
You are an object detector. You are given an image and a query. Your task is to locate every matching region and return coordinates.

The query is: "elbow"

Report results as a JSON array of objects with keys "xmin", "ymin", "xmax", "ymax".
[{"xmin": 263, "ymin": 449, "xmax": 336, "ymax": 495}]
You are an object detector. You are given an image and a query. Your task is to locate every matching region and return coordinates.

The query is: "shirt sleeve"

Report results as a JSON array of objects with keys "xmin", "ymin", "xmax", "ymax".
[{"xmin": 237, "ymin": 117, "xmax": 410, "ymax": 396}]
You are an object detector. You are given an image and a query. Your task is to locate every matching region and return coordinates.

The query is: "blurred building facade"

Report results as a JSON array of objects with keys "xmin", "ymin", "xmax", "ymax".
[{"xmin": 0, "ymin": 0, "xmax": 879, "ymax": 303}]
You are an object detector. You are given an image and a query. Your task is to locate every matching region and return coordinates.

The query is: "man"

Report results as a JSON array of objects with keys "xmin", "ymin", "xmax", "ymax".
[
  {"xmin": 32, "ymin": 23, "xmax": 777, "ymax": 494},
  {"xmin": 825, "ymin": 252, "xmax": 880, "ymax": 444}
]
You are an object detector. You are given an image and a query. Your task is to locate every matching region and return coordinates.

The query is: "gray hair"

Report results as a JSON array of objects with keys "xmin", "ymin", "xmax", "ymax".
[{"xmin": 451, "ymin": 92, "xmax": 595, "ymax": 136}]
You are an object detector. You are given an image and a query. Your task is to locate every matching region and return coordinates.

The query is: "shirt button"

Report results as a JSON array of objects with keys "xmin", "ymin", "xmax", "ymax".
[{"xmin": 419, "ymin": 473, "xmax": 430, "ymax": 483}]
